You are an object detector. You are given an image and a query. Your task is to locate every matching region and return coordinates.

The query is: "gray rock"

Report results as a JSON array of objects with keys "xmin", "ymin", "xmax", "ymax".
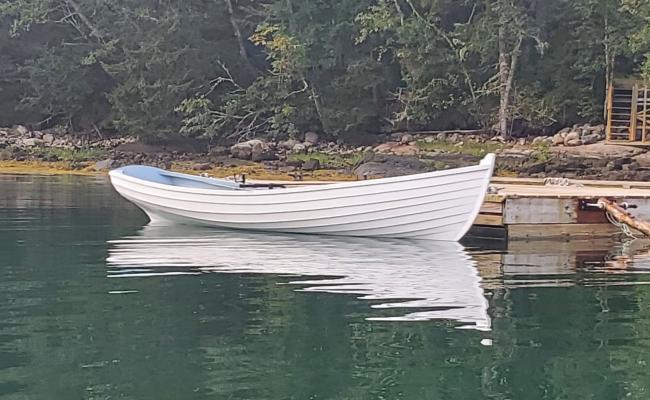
[
  {"xmin": 15, "ymin": 125, "xmax": 29, "ymax": 136},
  {"xmin": 304, "ymin": 131, "xmax": 319, "ymax": 145},
  {"xmin": 42, "ymin": 133, "xmax": 55, "ymax": 146},
  {"xmin": 302, "ymin": 158, "xmax": 321, "ymax": 171},
  {"xmin": 94, "ymin": 159, "xmax": 118, "ymax": 170},
  {"xmin": 292, "ymin": 143, "xmax": 307, "ymax": 153},
  {"xmin": 581, "ymin": 133, "xmax": 601, "ymax": 145},
  {"xmin": 231, "ymin": 139, "xmax": 268, "ymax": 160},
  {"xmin": 527, "ymin": 163, "xmax": 546, "ymax": 174},
  {"xmin": 353, "ymin": 154, "xmax": 428, "ymax": 178},
  {"xmin": 252, "ymin": 150, "xmax": 278, "ymax": 162},
  {"xmin": 400, "ymin": 134, "xmax": 414, "ymax": 144},
  {"xmin": 566, "ymin": 138, "xmax": 582, "ymax": 146},
  {"xmin": 20, "ymin": 138, "xmax": 43, "ymax": 147},
  {"xmin": 279, "ymin": 139, "xmax": 300, "ymax": 150},
  {"xmin": 249, "ymin": 140, "xmax": 268, "ymax": 161},
  {"xmin": 230, "ymin": 142, "xmax": 253, "ymax": 160},
  {"xmin": 0, "ymin": 149, "xmax": 12, "ymax": 161},
  {"xmin": 532, "ymin": 136, "xmax": 545, "ymax": 145},
  {"xmin": 592, "ymin": 125, "xmax": 605, "ymax": 135},
  {"xmin": 192, "ymin": 163, "xmax": 212, "ymax": 171},
  {"xmin": 436, "ymin": 132, "xmax": 447, "ymax": 141},
  {"xmin": 552, "ymin": 134, "xmax": 565, "ymax": 146},
  {"xmin": 564, "ymin": 131, "xmax": 580, "ymax": 144}
]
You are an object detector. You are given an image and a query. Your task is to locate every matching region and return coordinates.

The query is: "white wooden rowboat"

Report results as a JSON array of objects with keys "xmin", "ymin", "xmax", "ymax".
[{"xmin": 108, "ymin": 153, "xmax": 495, "ymax": 241}]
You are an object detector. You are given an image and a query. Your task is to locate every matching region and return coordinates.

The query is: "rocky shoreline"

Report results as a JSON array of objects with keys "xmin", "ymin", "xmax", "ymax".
[{"xmin": 2, "ymin": 124, "xmax": 650, "ymax": 181}]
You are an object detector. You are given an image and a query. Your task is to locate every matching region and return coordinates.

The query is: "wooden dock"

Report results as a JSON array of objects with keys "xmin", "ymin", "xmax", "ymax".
[{"xmin": 472, "ymin": 177, "xmax": 650, "ymax": 241}]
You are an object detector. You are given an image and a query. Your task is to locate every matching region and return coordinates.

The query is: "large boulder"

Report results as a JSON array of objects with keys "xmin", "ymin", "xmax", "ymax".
[
  {"xmin": 551, "ymin": 133, "xmax": 565, "ymax": 146},
  {"xmin": 15, "ymin": 125, "xmax": 29, "ymax": 136},
  {"xmin": 94, "ymin": 159, "xmax": 119, "ymax": 170},
  {"xmin": 581, "ymin": 133, "xmax": 601, "ymax": 145},
  {"xmin": 555, "ymin": 142, "xmax": 645, "ymax": 158},
  {"xmin": 192, "ymin": 163, "xmax": 212, "ymax": 171},
  {"xmin": 563, "ymin": 130, "xmax": 580, "ymax": 145},
  {"xmin": 302, "ymin": 158, "xmax": 321, "ymax": 171},
  {"xmin": 42, "ymin": 133, "xmax": 55, "ymax": 146},
  {"xmin": 633, "ymin": 152, "xmax": 650, "ymax": 168},
  {"xmin": 304, "ymin": 131, "xmax": 319, "ymax": 145},
  {"xmin": 230, "ymin": 139, "xmax": 269, "ymax": 161}
]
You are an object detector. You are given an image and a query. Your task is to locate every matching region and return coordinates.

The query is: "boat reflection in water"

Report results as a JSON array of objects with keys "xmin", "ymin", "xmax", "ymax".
[{"xmin": 107, "ymin": 225, "xmax": 491, "ymax": 331}]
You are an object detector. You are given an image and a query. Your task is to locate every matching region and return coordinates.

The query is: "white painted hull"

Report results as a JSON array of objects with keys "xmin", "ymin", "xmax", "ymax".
[{"xmin": 109, "ymin": 154, "xmax": 495, "ymax": 241}]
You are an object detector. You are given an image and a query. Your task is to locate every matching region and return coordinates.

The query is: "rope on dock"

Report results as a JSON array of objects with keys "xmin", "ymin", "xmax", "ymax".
[
  {"xmin": 604, "ymin": 209, "xmax": 638, "ymax": 238},
  {"xmin": 597, "ymin": 198, "xmax": 650, "ymax": 238}
]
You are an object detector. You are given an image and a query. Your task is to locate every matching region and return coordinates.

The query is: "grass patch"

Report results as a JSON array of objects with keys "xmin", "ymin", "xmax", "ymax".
[
  {"xmin": 421, "ymin": 159, "xmax": 449, "ymax": 170},
  {"xmin": 415, "ymin": 139, "xmax": 503, "ymax": 157},
  {"xmin": 287, "ymin": 151, "xmax": 365, "ymax": 169},
  {"xmin": 29, "ymin": 146, "xmax": 108, "ymax": 162},
  {"xmin": 0, "ymin": 160, "xmax": 98, "ymax": 176},
  {"xmin": 530, "ymin": 141, "xmax": 551, "ymax": 163}
]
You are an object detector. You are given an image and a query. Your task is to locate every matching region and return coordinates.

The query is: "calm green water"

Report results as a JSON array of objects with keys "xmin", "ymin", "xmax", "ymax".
[{"xmin": 3, "ymin": 175, "xmax": 650, "ymax": 399}]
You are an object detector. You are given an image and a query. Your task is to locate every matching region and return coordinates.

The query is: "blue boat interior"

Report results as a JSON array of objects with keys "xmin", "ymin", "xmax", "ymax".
[{"xmin": 117, "ymin": 165, "xmax": 242, "ymax": 190}]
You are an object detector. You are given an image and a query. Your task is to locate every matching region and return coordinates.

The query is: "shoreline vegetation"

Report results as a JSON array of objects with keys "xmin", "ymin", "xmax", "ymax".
[
  {"xmin": 4, "ymin": 122, "xmax": 650, "ymax": 183},
  {"xmin": 2, "ymin": 1, "xmax": 650, "ymax": 171}
]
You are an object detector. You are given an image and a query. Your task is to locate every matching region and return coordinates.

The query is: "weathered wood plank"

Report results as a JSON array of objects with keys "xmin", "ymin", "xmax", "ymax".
[
  {"xmin": 480, "ymin": 201, "xmax": 503, "ymax": 214},
  {"xmin": 491, "ymin": 176, "xmax": 650, "ymax": 190},
  {"xmin": 504, "ymin": 198, "xmax": 577, "ymax": 224},
  {"xmin": 474, "ymin": 214, "xmax": 503, "ymax": 226},
  {"xmin": 507, "ymin": 223, "xmax": 631, "ymax": 240}
]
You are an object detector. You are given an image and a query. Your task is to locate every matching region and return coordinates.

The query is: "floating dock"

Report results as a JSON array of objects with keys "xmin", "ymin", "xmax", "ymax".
[{"xmin": 472, "ymin": 177, "xmax": 650, "ymax": 241}]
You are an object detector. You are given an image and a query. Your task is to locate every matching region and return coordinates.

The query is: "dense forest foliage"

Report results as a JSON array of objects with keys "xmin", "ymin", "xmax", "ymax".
[{"xmin": 1, "ymin": 0, "xmax": 649, "ymax": 142}]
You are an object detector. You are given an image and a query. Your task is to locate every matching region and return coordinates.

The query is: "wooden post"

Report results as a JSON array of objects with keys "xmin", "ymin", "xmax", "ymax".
[
  {"xmin": 641, "ymin": 85, "xmax": 648, "ymax": 143},
  {"xmin": 598, "ymin": 198, "xmax": 650, "ymax": 237},
  {"xmin": 606, "ymin": 84, "xmax": 614, "ymax": 141},
  {"xmin": 630, "ymin": 84, "xmax": 639, "ymax": 141}
]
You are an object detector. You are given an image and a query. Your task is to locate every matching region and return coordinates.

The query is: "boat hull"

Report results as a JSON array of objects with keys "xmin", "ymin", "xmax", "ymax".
[{"xmin": 109, "ymin": 154, "xmax": 495, "ymax": 241}]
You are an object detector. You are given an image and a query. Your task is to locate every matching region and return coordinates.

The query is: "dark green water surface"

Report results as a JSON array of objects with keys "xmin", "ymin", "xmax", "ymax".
[{"xmin": 3, "ymin": 174, "xmax": 650, "ymax": 399}]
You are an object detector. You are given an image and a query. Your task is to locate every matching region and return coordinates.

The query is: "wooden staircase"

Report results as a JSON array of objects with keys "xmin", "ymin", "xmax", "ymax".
[{"xmin": 606, "ymin": 81, "xmax": 650, "ymax": 144}]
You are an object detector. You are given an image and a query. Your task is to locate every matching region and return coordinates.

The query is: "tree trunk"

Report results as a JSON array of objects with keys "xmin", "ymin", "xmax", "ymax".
[
  {"xmin": 65, "ymin": 0, "xmax": 104, "ymax": 42},
  {"xmin": 497, "ymin": 20, "xmax": 522, "ymax": 138},
  {"xmin": 224, "ymin": 0, "xmax": 257, "ymax": 76},
  {"xmin": 498, "ymin": 25, "xmax": 510, "ymax": 138}
]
